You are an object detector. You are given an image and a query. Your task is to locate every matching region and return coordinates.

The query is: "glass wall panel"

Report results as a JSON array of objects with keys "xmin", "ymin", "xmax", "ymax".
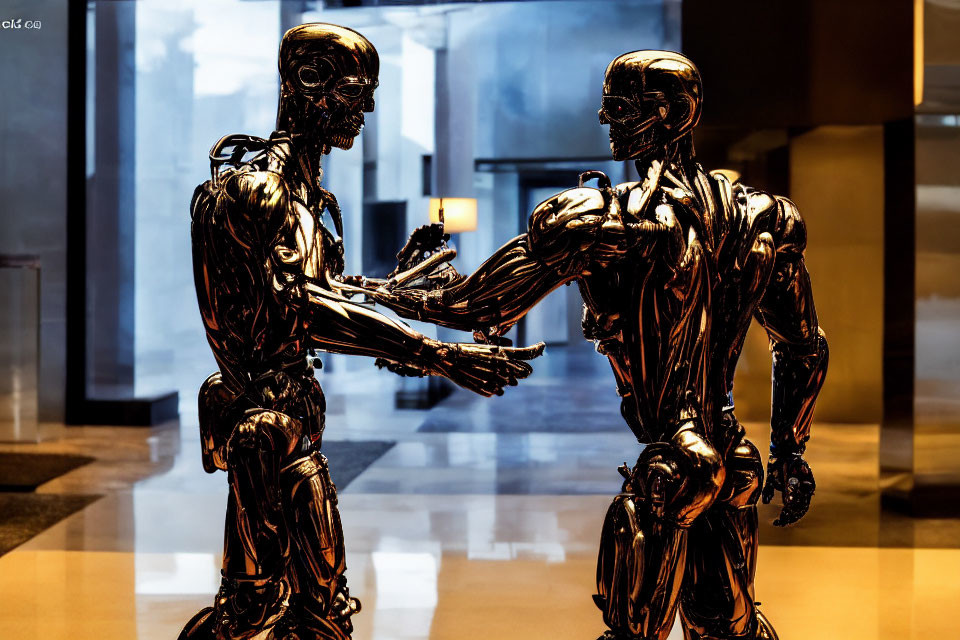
[
  {"xmin": 84, "ymin": 0, "xmax": 676, "ymax": 411},
  {"xmin": 132, "ymin": 0, "xmax": 282, "ymax": 401},
  {"xmin": 915, "ymin": 114, "xmax": 960, "ymax": 486}
]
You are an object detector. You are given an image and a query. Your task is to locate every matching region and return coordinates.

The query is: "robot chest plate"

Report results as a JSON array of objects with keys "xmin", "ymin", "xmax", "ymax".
[{"xmin": 288, "ymin": 199, "xmax": 344, "ymax": 278}]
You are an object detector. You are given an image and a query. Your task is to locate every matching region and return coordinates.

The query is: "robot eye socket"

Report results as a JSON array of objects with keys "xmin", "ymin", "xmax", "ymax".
[
  {"xmin": 600, "ymin": 96, "xmax": 640, "ymax": 124},
  {"xmin": 332, "ymin": 77, "xmax": 378, "ymax": 103},
  {"xmin": 298, "ymin": 65, "xmax": 323, "ymax": 89},
  {"xmin": 337, "ymin": 83, "xmax": 365, "ymax": 98}
]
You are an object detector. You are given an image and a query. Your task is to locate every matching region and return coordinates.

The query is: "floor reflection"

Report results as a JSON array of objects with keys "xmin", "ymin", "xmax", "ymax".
[{"xmin": 0, "ymin": 344, "xmax": 958, "ymax": 639}]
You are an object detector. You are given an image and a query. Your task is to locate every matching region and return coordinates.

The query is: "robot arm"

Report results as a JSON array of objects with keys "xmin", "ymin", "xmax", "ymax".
[
  {"xmin": 213, "ymin": 168, "xmax": 542, "ymax": 398},
  {"xmin": 363, "ymin": 233, "xmax": 566, "ymax": 339},
  {"xmin": 297, "ymin": 278, "xmax": 543, "ymax": 397},
  {"xmin": 361, "ymin": 180, "xmax": 678, "ymax": 341},
  {"xmin": 754, "ymin": 197, "xmax": 829, "ymax": 526},
  {"xmin": 258, "ymin": 197, "xmax": 541, "ymax": 397}
]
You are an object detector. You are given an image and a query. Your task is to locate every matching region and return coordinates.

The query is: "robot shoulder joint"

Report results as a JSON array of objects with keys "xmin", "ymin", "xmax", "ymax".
[
  {"xmin": 773, "ymin": 195, "xmax": 807, "ymax": 256},
  {"xmin": 528, "ymin": 187, "xmax": 610, "ymax": 249}
]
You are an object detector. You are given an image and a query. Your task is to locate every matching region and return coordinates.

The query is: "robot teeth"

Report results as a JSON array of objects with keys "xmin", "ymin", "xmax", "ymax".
[{"xmin": 328, "ymin": 132, "xmax": 354, "ymax": 149}]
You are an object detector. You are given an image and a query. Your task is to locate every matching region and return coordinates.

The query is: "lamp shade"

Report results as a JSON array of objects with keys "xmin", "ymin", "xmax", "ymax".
[{"xmin": 429, "ymin": 198, "xmax": 477, "ymax": 233}]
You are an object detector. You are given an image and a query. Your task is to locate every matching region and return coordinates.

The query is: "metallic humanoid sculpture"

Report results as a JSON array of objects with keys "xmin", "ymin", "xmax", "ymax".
[
  {"xmin": 357, "ymin": 51, "xmax": 828, "ymax": 640},
  {"xmin": 180, "ymin": 24, "xmax": 541, "ymax": 640}
]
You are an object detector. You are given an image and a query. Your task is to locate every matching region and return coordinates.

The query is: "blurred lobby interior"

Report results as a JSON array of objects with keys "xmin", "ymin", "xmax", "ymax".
[{"xmin": 1, "ymin": 0, "xmax": 959, "ymax": 638}]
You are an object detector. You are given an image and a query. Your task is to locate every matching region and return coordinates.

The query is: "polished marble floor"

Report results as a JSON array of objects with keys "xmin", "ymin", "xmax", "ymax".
[{"xmin": 1, "ymin": 345, "xmax": 959, "ymax": 640}]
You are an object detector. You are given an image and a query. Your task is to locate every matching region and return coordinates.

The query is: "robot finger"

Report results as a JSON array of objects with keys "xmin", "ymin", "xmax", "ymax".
[
  {"xmin": 504, "ymin": 342, "xmax": 546, "ymax": 361},
  {"xmin": 760, "ymin": 472, "xmax": 777, "ymax": 505},
  {"xmin": 506, "ymin": 360, "xmax": 533, "ymax": 379},
  {"xmin": 773, "ymin": 478, "xmax": 814, "ymax": 527}
]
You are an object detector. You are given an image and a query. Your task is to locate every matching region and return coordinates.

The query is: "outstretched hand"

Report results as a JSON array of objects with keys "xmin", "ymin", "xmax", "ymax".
[
  {"xmin": 761, "ymin": 454, "xmax": 815, "ymax": 527},
  {"xmin": 377, "ymin": 341, "xmax": 545, "ymax": 397},
  {"xmin": 435, "ymin": 342, "xmax": 545, "ymax": 396}
]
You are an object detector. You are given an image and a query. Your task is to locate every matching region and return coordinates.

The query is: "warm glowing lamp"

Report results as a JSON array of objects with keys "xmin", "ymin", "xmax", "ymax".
[
  {"xmin": 914, "ymin": 0, "xmax": 924, "ymax": 106},
  {"xmin": 429, "ymin": 197, "xmax": 477, "ymax": 233}
]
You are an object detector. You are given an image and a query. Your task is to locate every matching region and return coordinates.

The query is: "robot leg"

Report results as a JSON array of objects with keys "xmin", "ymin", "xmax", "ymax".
[
  {"xmin": 280, "ymin": 451, "xmax": 360, "ymax": 640},
  {"xmin": 595, "ymin": 420, "xmax": 725, "ymax": 640},
  {"xmin": 595, "ymin": 493, "xmax": 688, "ymax": 640},
  {"xmin": 186, "ymin": 408, "xmax": 302, "ymax": 640},
  {"xmin": 678, "ymin": 436, "xmax": 778, "ymax": 640},
  {"xmin": 198, "ymin": 372, "xmax": 246, "ymax": 473}
]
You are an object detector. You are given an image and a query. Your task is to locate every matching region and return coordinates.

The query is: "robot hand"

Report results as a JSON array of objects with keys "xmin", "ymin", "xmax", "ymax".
[
  {"xmin": 761, "ymin": 453, "xmax": 815, "ymax": 527},
  {"xmin": 366, "ymin": 285, "xmax": 437, "ymax": 317},
  {"xmin": 387, "ymin": 223, "xmax": 462, "ymax": 291},
  {"xmin": 378, "ymin": 340, "xmax": 544, "ymax": 397}
]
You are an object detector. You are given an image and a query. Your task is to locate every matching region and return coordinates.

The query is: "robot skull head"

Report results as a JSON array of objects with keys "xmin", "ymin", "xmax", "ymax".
[
  {"xmin": 599, "ymin": 51, "xmax": 702, "ymax": 162},
  {"xmin": 278, "ymin": 23, "xmax": 379, "ymax": 151}
]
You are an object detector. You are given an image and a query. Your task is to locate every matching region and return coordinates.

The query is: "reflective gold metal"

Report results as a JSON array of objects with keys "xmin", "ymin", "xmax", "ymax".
[
  {"xmin": 180, "ymin": 23, "xmax": 542, "ymax": 640},
  {"xmin": 366, "ymin": 51, "xmax": 827, "ymax": 640}
]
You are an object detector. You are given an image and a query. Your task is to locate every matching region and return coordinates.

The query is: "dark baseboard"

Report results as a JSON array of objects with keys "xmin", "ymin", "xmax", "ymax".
[
  {"xmin": 882, "ymin": 485, "xmax": 960, "ymax": 519},
  {"xmin": 70, "ymin": 391, "xmax": 179, "ymax": 426}
]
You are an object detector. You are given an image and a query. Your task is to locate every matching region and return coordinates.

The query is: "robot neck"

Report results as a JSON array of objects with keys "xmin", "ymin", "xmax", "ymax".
[
  {"xmin": 277, "ymin": 93, "xmax": 332, "ymax": 167},
  {"xmin": 635, "ymin": 133, "xmax": 697, "ymax": 184},
  {"xmin": 671, "ymin": 136, "xmax": 699, "ymax": 183},
  {"xmin": 273, "ymin": 126, "xmax": 324, "ymax": 198}
]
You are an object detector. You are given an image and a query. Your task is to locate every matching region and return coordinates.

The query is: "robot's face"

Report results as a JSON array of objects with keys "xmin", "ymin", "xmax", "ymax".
[
  {"xmin": 279, "ymin": 24, "xmax": 379, "ymax": 150},
  {"xmin": 598, "ymin": 51, "xmax": 702, "ymax": 162}
]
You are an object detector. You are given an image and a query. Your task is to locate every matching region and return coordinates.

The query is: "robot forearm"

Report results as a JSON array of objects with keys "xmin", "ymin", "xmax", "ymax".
[
  {"xmin": 298, "ymin": 281, "xmax": 542, "ymax": 397},
  {"xmin": 302, "ymin": 281, "xmax": 433, "ymax": 361},
  {"xmin": 373, "ymin": 235, "xmax": 571, "ymax": 338},
  {"xmin": 769, "ymin": 328, "xmax": 829, "ymax": 456}
]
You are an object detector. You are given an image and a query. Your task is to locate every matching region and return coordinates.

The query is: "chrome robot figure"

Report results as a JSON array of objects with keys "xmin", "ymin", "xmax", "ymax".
[
  {"xmin": 180, "ymin": 24, "xmax": 541, "ymax": 640},
  {"xmin": 358, "ymin": 51, "xmax": 828, "ymax": 640}
]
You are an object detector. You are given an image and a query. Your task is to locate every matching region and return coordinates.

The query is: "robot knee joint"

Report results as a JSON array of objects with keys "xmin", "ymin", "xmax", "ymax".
[
  {"xmin": 229, "ymin": 409, "xmax": 302, "ymax": 460},
  {"xmin": 198, "ymin": 373, "xmax": 242, "ymax": 473},
  {"xmin": 281, "ymin": 451, "xmax": 334, "ymax": 495},
  {"xmin": 632, "ymin": 423, "xmax": 725, "ymax": 526}
]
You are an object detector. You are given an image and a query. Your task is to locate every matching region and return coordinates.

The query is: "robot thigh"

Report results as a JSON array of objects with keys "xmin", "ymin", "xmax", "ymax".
[
  {"xmin": 595, "ymin": 421, "xmax": 726, "ymax": 639},
  {"xmin": 679, "ymin": 437, "xmax": 779, "ymax": 640}
]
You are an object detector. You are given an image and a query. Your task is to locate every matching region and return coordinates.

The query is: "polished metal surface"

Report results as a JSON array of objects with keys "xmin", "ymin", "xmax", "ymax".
[
  {"xmin": 364, "ymin": 51, "xmax": 827, "ymax": 640},
  {"xmin": 183, "ymin": 23, "xmax": 541, "ymax": 640},
  {"xmin": 881, "ymin": 116, "xmax": 960, "ymax": 517}
]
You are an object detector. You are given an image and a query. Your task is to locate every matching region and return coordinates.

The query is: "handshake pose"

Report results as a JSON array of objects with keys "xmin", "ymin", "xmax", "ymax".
[{"xmin": 182, "ymin": 23, "xmax": 826, "ymax": 640}]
